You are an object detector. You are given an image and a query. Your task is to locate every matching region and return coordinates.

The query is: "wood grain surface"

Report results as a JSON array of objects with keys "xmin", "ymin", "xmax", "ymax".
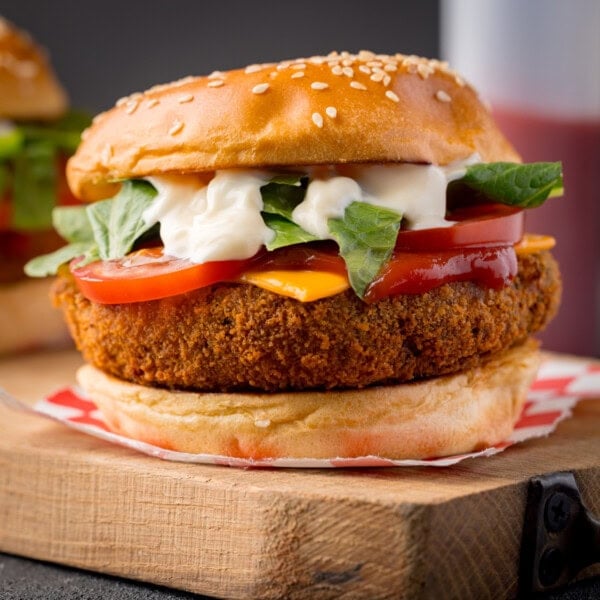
[{"xmin": 0, "ymin": 349, "xmax": 599, "ymax": 599}]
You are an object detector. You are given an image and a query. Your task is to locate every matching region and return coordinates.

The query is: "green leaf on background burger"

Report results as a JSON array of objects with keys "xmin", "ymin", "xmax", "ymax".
[
  {"xmin": 19, "ymin": 110, "xmax": 92, "ymax": 154},
  {"xmin": 0, "ymin": 122, "xmax": 25, "ymax": 159},
  {"xmin": 0, "ymin": 164, "xmax": 10, "ymax": 197},
  {"xmin": 328, "ymin": 201, "xmax": 402, "ymax": 298},
  {"xmin": 457, "ymin": 162, "xmax": 563, "ymax": 208},
  {"xmin": 12, "ymin": 141, "xmax": 57, "ymax": 230},
  {"xmin": 86, "ymin": 180, "xmax": 157, "ymax": 260}
]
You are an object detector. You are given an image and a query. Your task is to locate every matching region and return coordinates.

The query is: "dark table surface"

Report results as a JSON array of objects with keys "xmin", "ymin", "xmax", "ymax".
[{"xmin": 1, "ymin": 552, "xmax": 599, "ymax": 599}]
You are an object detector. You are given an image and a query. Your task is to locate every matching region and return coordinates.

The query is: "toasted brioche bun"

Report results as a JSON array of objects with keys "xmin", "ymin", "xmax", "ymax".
[
  {"xmin": 68, "ymin": 51, "xmax": 520, "ymax": 201},
  {"xmin": 0, "ymin": 17, "xmax": 67, "ymax": 120},
  {"xmin": 0, "ymin": 278, "xmax": 71, "ymax": 355},
  {"xmin": 77, "ymin": 340, "xmax": 539, "ymax": 460}
]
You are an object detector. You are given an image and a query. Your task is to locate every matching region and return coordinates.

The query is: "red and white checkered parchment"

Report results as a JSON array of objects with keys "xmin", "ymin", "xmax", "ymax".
[{"xmin": 2, "ymin": 356, "xmax": 599, "ymax": 468}]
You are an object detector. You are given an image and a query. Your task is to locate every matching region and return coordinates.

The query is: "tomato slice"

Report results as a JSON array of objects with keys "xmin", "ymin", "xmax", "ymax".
[
  {"xmin": 71, "ymin": 247, "xmax": 250, "ymax": 304},
  {"xmin": 395, "ymin": 203, "xmax": 524, "ymax": 251},
  {"xmin": 70, "ymin": 204, "xmax": 524, "ymax": 304}
]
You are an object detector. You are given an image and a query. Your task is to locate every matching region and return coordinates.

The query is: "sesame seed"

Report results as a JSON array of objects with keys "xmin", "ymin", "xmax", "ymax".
[
  {"xmin": 325, "ymin": 106, "xmax": 337, "ymax": 118},
  {"xmin": 254, "ymin": 419, "xmax": 271, "ymax": 428},
  {"xmin": 116, "ymin": 96, "xmax": 128, "ymax": 107},
  {"xmin": 383, "ymin": 75, "xmax": 391, "ymax": 87},
  {"xmin": 385, "ymin": 90, "xmax": 400, "ymax": 103},
  {"xmin": 358, "ymin": 50, "xmax": 375, "ymax": 60},
  {"xmin": 367, "ymin": 61, "xmax": 383, "ymax": 68},
  {"xmin": 417, "ymin": 63, "xmax": 433, "ymax": 79},
  {"xmin": 124, "ymin": 99, "xmax": 139, "ymax": 115},
  {"xmin": 358, "ymin": 65, "xmax": 371, "ymax": 74},
  {"xmin": 252, "ymin": 83, "xmax": 270, "ymax": 94},
  {"xmin": 312, "ymin": 112, "xmax": 324, "ymax": 128},
  {"xmin": 245, "ymin": 64, "xmax": 263, "ymax": 74},
  {"xmin": 331, "ymin": 65, "xmax": 343, "ymax": 76},
  {"xmin": 370, "ymin": 72, "xmax": 384, "ymax": 82},
  {"xmin": 291, "ymin": 63, "xmax": 306, "ymax": 70},
  {"xmin": 169, "ymin": 120, "xmax": 184, "ymax": 135},
  {"xmin": 435, "ymin": 90, "xmax": 452, "ymax": 102},
  {"xmin": 342, "ymin": 58, "xmax": 354, "ymax": 67},
  {"xmin": 350, "ymin": 81, "xmax": 367, "ymax": 90},
  {"xmin": 178, "ymin": 94, "xmax": 194, "ymax": 103},
  {"xmin": 291, "ymin": 71, "xmax": 304, "ymax": 79},
  {"xmin": 342, "ymin": 66, "xmax": 354, "ymax": 77},
  {"xmin": 101, "ymin": 144, "xmax": 112, "ymax": 165},
  {"xmin": 207, "ymin": 79, "xmax": 224, "ymax": 88},
  {"xmin": 384, "ymin": 63, "xmax": 397, "ymax": 72},
  {"xmin": 208, "ymin": 70, "xmax": 225, "ymax": 79},
  {"xmin": 311, "ymin": 81, "xmax": 329, "ymax": 90},
  {"xmin": 146, "ymin": 98, "xmax": 160, "ymax": 108}
]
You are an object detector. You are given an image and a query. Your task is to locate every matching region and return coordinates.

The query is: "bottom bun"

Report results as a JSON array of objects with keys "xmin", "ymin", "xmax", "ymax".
[
  {"xmin": 77, "ymin": 340, "xmax": 541, "ymax": 460},
  {"xmin": 0, "ymin": 278, "xmax": 71, "ymax": 355}
]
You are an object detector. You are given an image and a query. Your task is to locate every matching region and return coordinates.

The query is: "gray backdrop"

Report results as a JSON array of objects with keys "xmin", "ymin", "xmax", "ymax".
[{"xmin": 2, "ymin": 0, "xmax": 439, "ymax": 112}]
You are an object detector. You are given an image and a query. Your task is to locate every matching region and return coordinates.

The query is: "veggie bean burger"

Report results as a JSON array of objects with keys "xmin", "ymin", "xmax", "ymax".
[
  {"xmin": 27, "ymin": 51, "xmax": 562, "ymax": 460},
  {"xmin": 0, "ymin": 17, "xmax": 88, "ymax": 354}
]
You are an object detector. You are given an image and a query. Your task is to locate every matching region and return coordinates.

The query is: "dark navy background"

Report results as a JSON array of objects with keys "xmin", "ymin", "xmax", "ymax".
[{"xmin": 2, "ymin": 0, "xmax": 439, "ymax": 112}]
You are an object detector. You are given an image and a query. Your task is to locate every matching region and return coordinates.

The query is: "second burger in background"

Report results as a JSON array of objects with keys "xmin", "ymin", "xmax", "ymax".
[
  {"xmin": 0, "ymin": 16, "xmax": 89, "ymax": 354},
  {"xmin": 28, "ymin": 51, "xmax": 562, "ymax": 460}
]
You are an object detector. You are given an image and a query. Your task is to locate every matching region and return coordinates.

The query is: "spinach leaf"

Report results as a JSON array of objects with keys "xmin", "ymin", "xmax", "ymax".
[
  {"xmin": 458, "ymin": 162, "xmax": 563, "ymax": 208},
  {"xmin": 328, "ymin": 202, "xmax": 401, "ymax": 298}
]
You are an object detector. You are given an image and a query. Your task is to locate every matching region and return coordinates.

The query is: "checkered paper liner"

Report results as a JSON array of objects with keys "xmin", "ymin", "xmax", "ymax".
[{"xmin": 2, "ymin": 356, "xmax": 599, "ymax": 468}]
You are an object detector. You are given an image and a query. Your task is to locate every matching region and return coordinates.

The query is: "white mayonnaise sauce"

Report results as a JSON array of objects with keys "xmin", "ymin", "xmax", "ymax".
[
  {"xmin": 142, "ymin": 156, "xmax": 479, "ymax": 264},
  {"xmin": 144, "ymin": 170, "xmax": 275, "ymax": 263}
]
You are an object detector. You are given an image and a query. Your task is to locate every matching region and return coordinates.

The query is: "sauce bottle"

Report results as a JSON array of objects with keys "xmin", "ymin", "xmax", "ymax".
[{"xmin": 442, "ymin": 0, "xmax": 600, "ymax": 356}]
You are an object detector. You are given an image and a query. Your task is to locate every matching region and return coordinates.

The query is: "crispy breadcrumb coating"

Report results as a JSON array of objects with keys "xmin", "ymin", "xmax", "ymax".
[{"xmin": 52, "ymin": 251, "xmax": 560, "ymax": 392}]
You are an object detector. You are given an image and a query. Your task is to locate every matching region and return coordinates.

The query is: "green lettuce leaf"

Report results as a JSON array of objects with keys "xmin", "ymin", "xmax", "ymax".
[
  {"xmin": 25, "ymin": 179, "xmax": 159, "ymax": 277},
  {"xmin": 86, "ymin": 180, "xmax": 157, "ymax": 260},
  {"xmin": 458, "ymin": 162, "xmax": 563, "ymax": 208},
  {"xmin": 24, "ymin": 242, "xmax": 97, "ymax": 278},
  {"xmin": 53, "ymin": 205, "xmax": 95, "ymax": 243},
  {"xmin": 262, "ymin": 213, "xmax": 318, "ymax": 250},
  {"xmin": 328, "ymin": 202, "xmax": 402, "ymax": 298},
  {"xmin": 260, "ymin": 176, "xmax": 317, "ymax": 249}
]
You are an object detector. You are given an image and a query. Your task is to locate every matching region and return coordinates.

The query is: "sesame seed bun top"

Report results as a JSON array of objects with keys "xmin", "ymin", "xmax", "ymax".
[
  {"xmin": 67, "ymin": 50, "xmax": 521, "ymax": 201},
  {"xmin": 0, "ymin": 17, "xmax": 68, "ymax": 120}
]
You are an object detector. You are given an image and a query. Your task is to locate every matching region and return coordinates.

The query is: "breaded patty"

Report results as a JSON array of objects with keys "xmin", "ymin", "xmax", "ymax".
[{"xmin": 52, "ymin": 250, "xmax": 560, "ymax": 392}]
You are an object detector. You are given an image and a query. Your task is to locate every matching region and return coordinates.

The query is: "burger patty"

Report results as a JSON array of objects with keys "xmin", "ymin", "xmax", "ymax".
[{"xmin": 52, "ymin": 250, "xmax": 560, "ymax": 392}]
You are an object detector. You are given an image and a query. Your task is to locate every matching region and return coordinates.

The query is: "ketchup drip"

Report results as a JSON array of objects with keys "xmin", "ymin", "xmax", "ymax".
[{"xmin": 365, "ymin": 246, "xmax": 518, "ymax": 302}]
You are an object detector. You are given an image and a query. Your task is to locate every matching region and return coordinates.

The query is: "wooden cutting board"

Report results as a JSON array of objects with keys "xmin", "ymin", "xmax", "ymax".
[{"xmin": 0, "ymin": 349, "xmax": 599, "ymax": 599}]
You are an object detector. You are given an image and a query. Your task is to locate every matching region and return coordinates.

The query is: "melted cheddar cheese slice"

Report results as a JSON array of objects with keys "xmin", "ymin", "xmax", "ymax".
[
  {"xmin": 241, "ymin": 234, "xmax": 556, "ymax": 302},
  {"xmin": 514, "ymin": 234, "xmax": 556, "ymax": 255},
  {"xmin": 240, "ymin": 270, "xmax": 350, "ymax": 302}
]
